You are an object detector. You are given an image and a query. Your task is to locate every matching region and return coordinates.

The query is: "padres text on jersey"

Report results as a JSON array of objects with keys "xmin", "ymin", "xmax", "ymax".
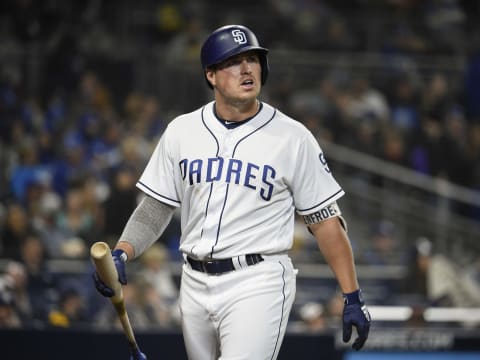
[{"xmin": 179, "ymin": 157, "xmax": 276, "ymax": 201}]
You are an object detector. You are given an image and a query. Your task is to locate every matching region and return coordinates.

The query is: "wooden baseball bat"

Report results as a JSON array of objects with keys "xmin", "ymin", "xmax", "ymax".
[{"xmin": 90, "ymin": 241, "xmax": 144, "ymax": 358}]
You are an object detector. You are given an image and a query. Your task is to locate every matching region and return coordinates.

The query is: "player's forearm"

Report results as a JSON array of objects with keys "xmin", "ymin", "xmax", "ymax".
[
  {"xmin": 115, "ymin": 240, "xmax": 136, "ymax": 260},
  {"xmin": 309, "ymin": 218, "xmax": 359, "ymax": 293},
  {"xmin": 114, "ymin": 195, "xmax": 176, "ymax": 260}
]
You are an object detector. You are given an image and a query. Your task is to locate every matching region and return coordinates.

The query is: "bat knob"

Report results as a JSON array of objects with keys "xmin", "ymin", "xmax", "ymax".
[{"xmin": 130, "ymin": 349, "xmax": 147, "ymax": 360}]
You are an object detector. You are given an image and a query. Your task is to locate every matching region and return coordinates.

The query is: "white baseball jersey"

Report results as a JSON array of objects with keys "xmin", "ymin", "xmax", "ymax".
[{"xmin": 137, "ymin": 101, "xmax": 344, "ymax": 260}]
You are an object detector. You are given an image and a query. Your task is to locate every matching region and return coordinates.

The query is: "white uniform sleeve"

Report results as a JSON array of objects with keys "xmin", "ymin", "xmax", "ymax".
[
  {"xmin": 136, "ymin": 128, "xmax": 181, "ymax": 207},
  {"xmin": 291, "ymin": 131, "xmax": 344, "ymax": 215}
]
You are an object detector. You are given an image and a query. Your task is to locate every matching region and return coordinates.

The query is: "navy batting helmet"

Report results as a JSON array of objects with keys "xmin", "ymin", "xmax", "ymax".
[{"xmin": 200, "ymin": 25, "xmax": 269, "ymax": 88}]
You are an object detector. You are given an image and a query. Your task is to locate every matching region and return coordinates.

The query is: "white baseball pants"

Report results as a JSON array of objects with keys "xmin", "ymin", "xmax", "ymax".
[{"xmin": 179, "ymin": 254, "xmax": 297, "ymax": 360}]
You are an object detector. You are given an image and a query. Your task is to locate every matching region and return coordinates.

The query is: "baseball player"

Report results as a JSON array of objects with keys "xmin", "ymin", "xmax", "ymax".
[{"xmin": 94, "ymin": 24, "xmax": 371, "ymax": 359}]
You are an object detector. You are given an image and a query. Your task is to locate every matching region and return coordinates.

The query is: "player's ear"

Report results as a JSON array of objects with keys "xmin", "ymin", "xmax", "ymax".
[{"xmin": 206, "ymin": 69, "xmax": 216, "ymax": 87}]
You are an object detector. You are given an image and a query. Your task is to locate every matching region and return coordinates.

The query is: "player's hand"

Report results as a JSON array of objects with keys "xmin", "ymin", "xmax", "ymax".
[
  {"xmin": 92, "ymin": 249, "xmax": 127, "ymax": 297},
  {"xmin": 342, "ymin": 289, "xmax": 371, "ymax": 351}
]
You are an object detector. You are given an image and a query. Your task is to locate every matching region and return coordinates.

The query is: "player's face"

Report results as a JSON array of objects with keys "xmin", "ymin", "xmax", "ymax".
[{"xmin": 207, "ymin": 51, "xmax": 262, "ymax": 106}]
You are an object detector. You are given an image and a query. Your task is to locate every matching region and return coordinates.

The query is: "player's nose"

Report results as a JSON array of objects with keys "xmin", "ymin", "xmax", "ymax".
[{"xmin": 240, "ymin": 60, "xmax": 252, "ymax": 74}]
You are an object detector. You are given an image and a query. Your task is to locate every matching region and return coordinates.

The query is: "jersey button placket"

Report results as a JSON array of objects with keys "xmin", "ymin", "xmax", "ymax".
[{"xmin": 221, "ymin": 136, "xmax": 234, "ymax": 158}]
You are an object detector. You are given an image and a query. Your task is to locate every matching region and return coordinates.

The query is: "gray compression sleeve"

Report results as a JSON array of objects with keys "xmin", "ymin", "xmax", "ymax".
[{"xmin": 117, "ymin": 195, "xmax": 176, "ymax": 259}]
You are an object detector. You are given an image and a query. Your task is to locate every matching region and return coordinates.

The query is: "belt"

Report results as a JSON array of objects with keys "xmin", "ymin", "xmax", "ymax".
[{"xmin": 186, "ymin": 254, "xmax": 264, "ymax": 275}]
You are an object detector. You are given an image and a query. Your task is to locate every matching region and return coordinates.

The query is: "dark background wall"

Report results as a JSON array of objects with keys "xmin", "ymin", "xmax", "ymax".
[{"xmin": 2, "ymin": 329, "xmax": 479, "ymax": 360}]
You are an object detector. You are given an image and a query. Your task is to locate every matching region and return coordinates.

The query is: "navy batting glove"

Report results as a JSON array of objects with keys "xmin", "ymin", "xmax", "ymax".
[
  {"xmin": 92, "ymin": 249, "xmax": 128, "ymax": 297},
  {"xmin": 130, "ymin": 348, "xmax": 147, "ymax": 360},
  {"xmin": 342, "ymin": 289, "xmax": 371, "ymax": 351}
]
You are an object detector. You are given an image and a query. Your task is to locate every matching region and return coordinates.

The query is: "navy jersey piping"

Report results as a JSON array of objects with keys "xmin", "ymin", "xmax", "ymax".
[
  {"xmin": 232, "ymin": 108, "xmax": 276, "ymax": 154},
  {"xmin": 200, "ymin": 106, "xmax": 221, "ymax": 255},
  {"xmin": 270, "ymin": 261, "xmax": 287, "ymax": 360},
  {"xmin": 297, "ymin": 189, "xmax": 344, "ymax": 212},
  {"xmin": 210, "ymin": 183, "xmax": 231, "ymax": 258},
  {"xmin": 137, "ymin": 180, "xmax": 180, "ymax": 205},
  {"xmin": 214, "ymin": 102, "xmax": 263, "ymax": 129}
]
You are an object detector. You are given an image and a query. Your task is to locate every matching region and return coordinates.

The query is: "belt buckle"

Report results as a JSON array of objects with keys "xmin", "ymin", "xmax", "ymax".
[{"xmin": 203, "ymin": 259, "xmax": 214, "ymax": 273}]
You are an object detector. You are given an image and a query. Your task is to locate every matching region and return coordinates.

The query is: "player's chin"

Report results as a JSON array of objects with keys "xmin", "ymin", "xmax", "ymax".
[
  {"xmin": 238, "ymin": 85, "xmax": 260, "ymax": 98},
  {"xmin": 235, "ymin": 94, "xmax": 258, "ymax": 107}
]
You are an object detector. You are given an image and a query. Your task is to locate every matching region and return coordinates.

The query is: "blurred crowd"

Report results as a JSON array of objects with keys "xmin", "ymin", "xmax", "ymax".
[{"xmin": 1, "ymin": 0, "xmax": 480, "ymax": 331}]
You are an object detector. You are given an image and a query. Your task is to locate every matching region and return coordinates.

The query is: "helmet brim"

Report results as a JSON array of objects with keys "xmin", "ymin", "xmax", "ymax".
[{"xmin": 205, "ymin": 47, "xmax": 269, "ymax": 69}]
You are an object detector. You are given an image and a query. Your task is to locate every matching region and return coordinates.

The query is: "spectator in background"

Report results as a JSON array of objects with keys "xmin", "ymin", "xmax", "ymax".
[
  {"xmin": 420, "ymin": 73, "xmax": 453, "ymax": 121},
  {"xmin": 292, "ymin": 302, "xmax": 327, "ymax": 333},
  {"xmin": 52, "ymin": 131, "xmax": 90, "ymax": 196},
  {"xmin": 401, "ymin": 236, "xmax": 480, "ymax": 307},
  {"xmin": 135, "ymin": 277, "xmax": 180, "ymax": 329},
  {"xmin": 118, "ymin": 134, "xmax": 152, "ymax": 175},
  {"xmin": 55, "ymin": 185, "xmax": 95, "ymax": 252},
  {"xmin": 289, "ymin": 293, "xmax": 346, "ymax": 333},
  {"xmin": 439, "ymin": 106, "xmax": 473, "ymax": 188},
  {"xmin": 86, "ymin": 118, "xmax": 124, "ymax": 179},
  {"xmin": 0, "ymin": 203, "xmax": 34, "ymax": 259},
  {"xmin": 381, "ymin": 128, "xmax": 408, "ymax": 166},
  {"xmin": 48, "ymin": 287, "xmax": 88, "ymax": 328},
  {"xmin": 10, "ymin": 141, "xmax": 53, "ymax": 205},
  {"xmin": 351, "ymin": 119, "xmax": 380, "ymax": 158},
  {"xmin": 94, "ymin": 281, "xmax": 150, "ymax": 330},
  {"xmin": 34, "ymin": 190, "xmax": 75, "ymax": 259},
  {"xmin": 0, "ymin": 291, "xmax": 21, "ymax": 328},
  {"xmin": 123, "ymin": 93, "xmax": 165, "ymax": 151},
  {"xmin": 80, "ymin": 176, "xmax": 107, "ymax": 243},
  {"xmin": 36, "ymin": 128, "xmax": 58, "ymax": 166},
  {"xmin": 347, "ymin": 75, "xmax": 391, "ymax": 125},
  {"xmin": 76, "ymin": 113, "xmax": 104, "ymax": 161},
  {"xmin": 361, "ymin": 220, "xmax": 405, "ymax": 266},
  {"xmin": 409, "ymin": 113, "xmax": 444, "ymax": 176},
  {"xmin": 0, "ymin": 261, "xmax": 32, "ymax": 325},
  {"xmin": 138, "ymin": 244, "xmax": 179, "ymax": 307},
  {"xmin": 103, "ymin": 166, "xmax": 139, "ymax": 243},
  {"xmin": 388, "ymin": 76, "xmax": 420, "ymax": 132},
  {"xmin": 76, "ymin": 71, "xmax": 113, "ymax": 115},
  {"xmin": 400, "ymin": 237, "xmax": 433, "ymax": 304},
  {"xmin": 18, "ymin": 235, "xmax": 57, "ymax": 324}
]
